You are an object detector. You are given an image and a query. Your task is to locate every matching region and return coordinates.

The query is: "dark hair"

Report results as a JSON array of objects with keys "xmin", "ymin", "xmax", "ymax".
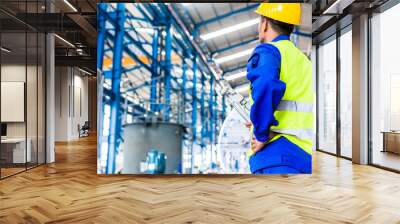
[{"xmin": 263, "ymin": 17, "xmax": 294, "ymax": 35}]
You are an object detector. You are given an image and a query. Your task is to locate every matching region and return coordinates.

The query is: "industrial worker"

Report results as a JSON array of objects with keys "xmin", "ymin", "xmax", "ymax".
[{"xmin": 246, "ymin": 3, "xmax": 313, "ymax": 174}]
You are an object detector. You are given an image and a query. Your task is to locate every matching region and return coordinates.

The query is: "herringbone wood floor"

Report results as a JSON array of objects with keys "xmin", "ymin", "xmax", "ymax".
[{"xmin": 1, "ymin": 135, "xmax": 400, "ymax": 224}]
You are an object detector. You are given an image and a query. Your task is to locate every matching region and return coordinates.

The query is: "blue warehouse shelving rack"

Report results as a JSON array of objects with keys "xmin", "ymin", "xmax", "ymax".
[{"xmin": 97, "ymin": 3, "xmax": 227, "ymax": 174}]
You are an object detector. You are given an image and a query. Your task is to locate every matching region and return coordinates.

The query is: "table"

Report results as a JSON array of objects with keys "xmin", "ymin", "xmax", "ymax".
[
  {"xmin": 382, "ymin": 131, "xmax": 400, "ymax": 154},
  {"xmin": 1, "ymin": 138, "xmax": 31, "ymax": 164}
]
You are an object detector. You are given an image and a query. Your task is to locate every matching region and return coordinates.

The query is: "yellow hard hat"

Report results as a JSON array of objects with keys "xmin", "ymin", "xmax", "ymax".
[{"xmin": 255, "ymin": 3, "xmax": 301, "ymax": 26}]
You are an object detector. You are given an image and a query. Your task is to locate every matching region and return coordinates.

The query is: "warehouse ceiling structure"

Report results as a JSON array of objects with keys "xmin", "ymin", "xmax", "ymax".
[
  {"xmin": 97, "ymin": 2, "xmax": 312, "ymax": 117},
  {"xmin": 175, "ymin": 3, "xmax": 312, "ymax": 94}
]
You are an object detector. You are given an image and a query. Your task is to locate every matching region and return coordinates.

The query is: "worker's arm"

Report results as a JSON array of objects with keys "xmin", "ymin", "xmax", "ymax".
[{"xmin": 247, "ymin": 44, "xmax": 286, "ymax": 143}]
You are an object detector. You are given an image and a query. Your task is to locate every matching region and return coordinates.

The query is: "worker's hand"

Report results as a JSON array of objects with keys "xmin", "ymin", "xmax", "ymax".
[
  {"xmin": 244, "ymin": 121, "xmax": 252, "ymax": 129},
  {"xmin": 251, "ymin": 137, "xmax": 266, "ymax": 154}
]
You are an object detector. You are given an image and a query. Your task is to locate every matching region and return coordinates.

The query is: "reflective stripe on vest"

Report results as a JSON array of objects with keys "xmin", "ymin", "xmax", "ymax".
[
  {"xmin": 270, "ymin": 128, "xmax": 314, "ymax": 140},
  {"xmin": 277, "ymin": 100, "xmax": 314, "ymax": 113},
  {"xmin": 273, "ymin": 100, "xmax": 314, "ymax": 141}
]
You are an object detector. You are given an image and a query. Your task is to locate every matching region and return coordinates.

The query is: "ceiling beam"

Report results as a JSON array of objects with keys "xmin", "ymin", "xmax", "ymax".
[
  {"xmin": 12, "ymin": 13, "xmax": 86, "ymax": 32},
  {"xmin": 194, "ymin": 4, "xmax": 258, "ymax": 31},
  {"xmin": 55, "ymin": 55, "xmax": 95, "ymax": 71},
  {"xmin": 223, "ymin": 64, "xmax": 247, "ymax": 75},
  {"xmin": 67, "ymin": 13, "xmax": 97, "ymax": 47},
  {"xmin": 212, "ymin": 37, "xmax": 258, "ymax": 56}
]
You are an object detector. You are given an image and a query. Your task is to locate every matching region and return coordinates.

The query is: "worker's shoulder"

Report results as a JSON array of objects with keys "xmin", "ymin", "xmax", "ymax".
[
  {"xmin": 250, "ymin": 43, "xmax": 281, "ymax": 62},
  {"xmin": 247, "ymin": 43, "xmax": 281, "ymax": 69},
  {"xmin": 253, "ymin": 42, "xmax": 280, "ymax": 56}
]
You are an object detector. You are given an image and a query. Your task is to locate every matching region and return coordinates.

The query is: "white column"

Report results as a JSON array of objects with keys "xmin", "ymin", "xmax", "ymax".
[
  {"xmin": 46, "ymin": 32, "xmax": 55, "ymax": 163},
  {"xmin": 352, "ymin": 14, "xmax": 369, "ymax": 164}
]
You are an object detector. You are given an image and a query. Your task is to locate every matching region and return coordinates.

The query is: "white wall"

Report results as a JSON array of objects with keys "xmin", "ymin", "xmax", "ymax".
[
  {"xmin": 73, "ymin": 73, "xmax": 89, "ymax": 137},
  {"xmin": 55, "ymin": 67, "xmax": 68, "ymax": 141},
  {"xmin": 55, "ymin": 67, "xmax": 89, "ymax": 141}
]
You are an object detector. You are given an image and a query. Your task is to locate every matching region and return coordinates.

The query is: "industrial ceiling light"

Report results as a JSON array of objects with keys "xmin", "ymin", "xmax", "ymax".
[
  {"xmin": 224, "ymin": 71, "xmax": 247, "ymax": 81},
  {"xmin": 1, "ymin": 47, "xmax": 11, "ymax": 53},
  {"xmin": 78, "ymin": 67, "xmax": 93, "ymax": 76},
  {"xmin": 200, "ymin": 18, "xmax": 259, "ymax": 41},
  {"xmin": 171, "ymin": 27, "xmax": 183, "ymax": 40},
  {"xmin": 181, "ymin": 3, "xmax": 191, "ymax": 6},
  {"xmin": 215, "ymin": 48, "xmax": 253, "ymax": 64},
  {"xmin": 234, "ymin": 83, "xmax": 250, "ymax": 93},
  {"xmin": 76, "ymin": 48, "xmax": 85, "ymax": 55},
  {"xmin": 135, "ymin": 27, "xmax": 154, "ymax": 35},
  {"xmin": 63, "ymin": 0, "xmax": 78, "ymax": 12},
  {"xmin": 322, "ymin": 0, "xmax": 353, "ymax": 15},
  {"xmin": 175, "ymin": 68, "xmax": 194, "ymax": 76},
  {"xmin": 54, "ymin": 34, "xmax": 75, "ymax": 48}
]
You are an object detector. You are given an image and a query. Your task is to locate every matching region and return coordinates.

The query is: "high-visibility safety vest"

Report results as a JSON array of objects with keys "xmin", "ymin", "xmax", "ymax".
[{"xmin": 249, "ymin": 40, "xmax": 314, "ymax": 156}]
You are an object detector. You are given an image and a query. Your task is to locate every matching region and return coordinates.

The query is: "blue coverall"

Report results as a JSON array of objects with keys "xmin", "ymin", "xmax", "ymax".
[{"xmin": 247, "ymin": 35, "xmax": 312, "ymax": 174}]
